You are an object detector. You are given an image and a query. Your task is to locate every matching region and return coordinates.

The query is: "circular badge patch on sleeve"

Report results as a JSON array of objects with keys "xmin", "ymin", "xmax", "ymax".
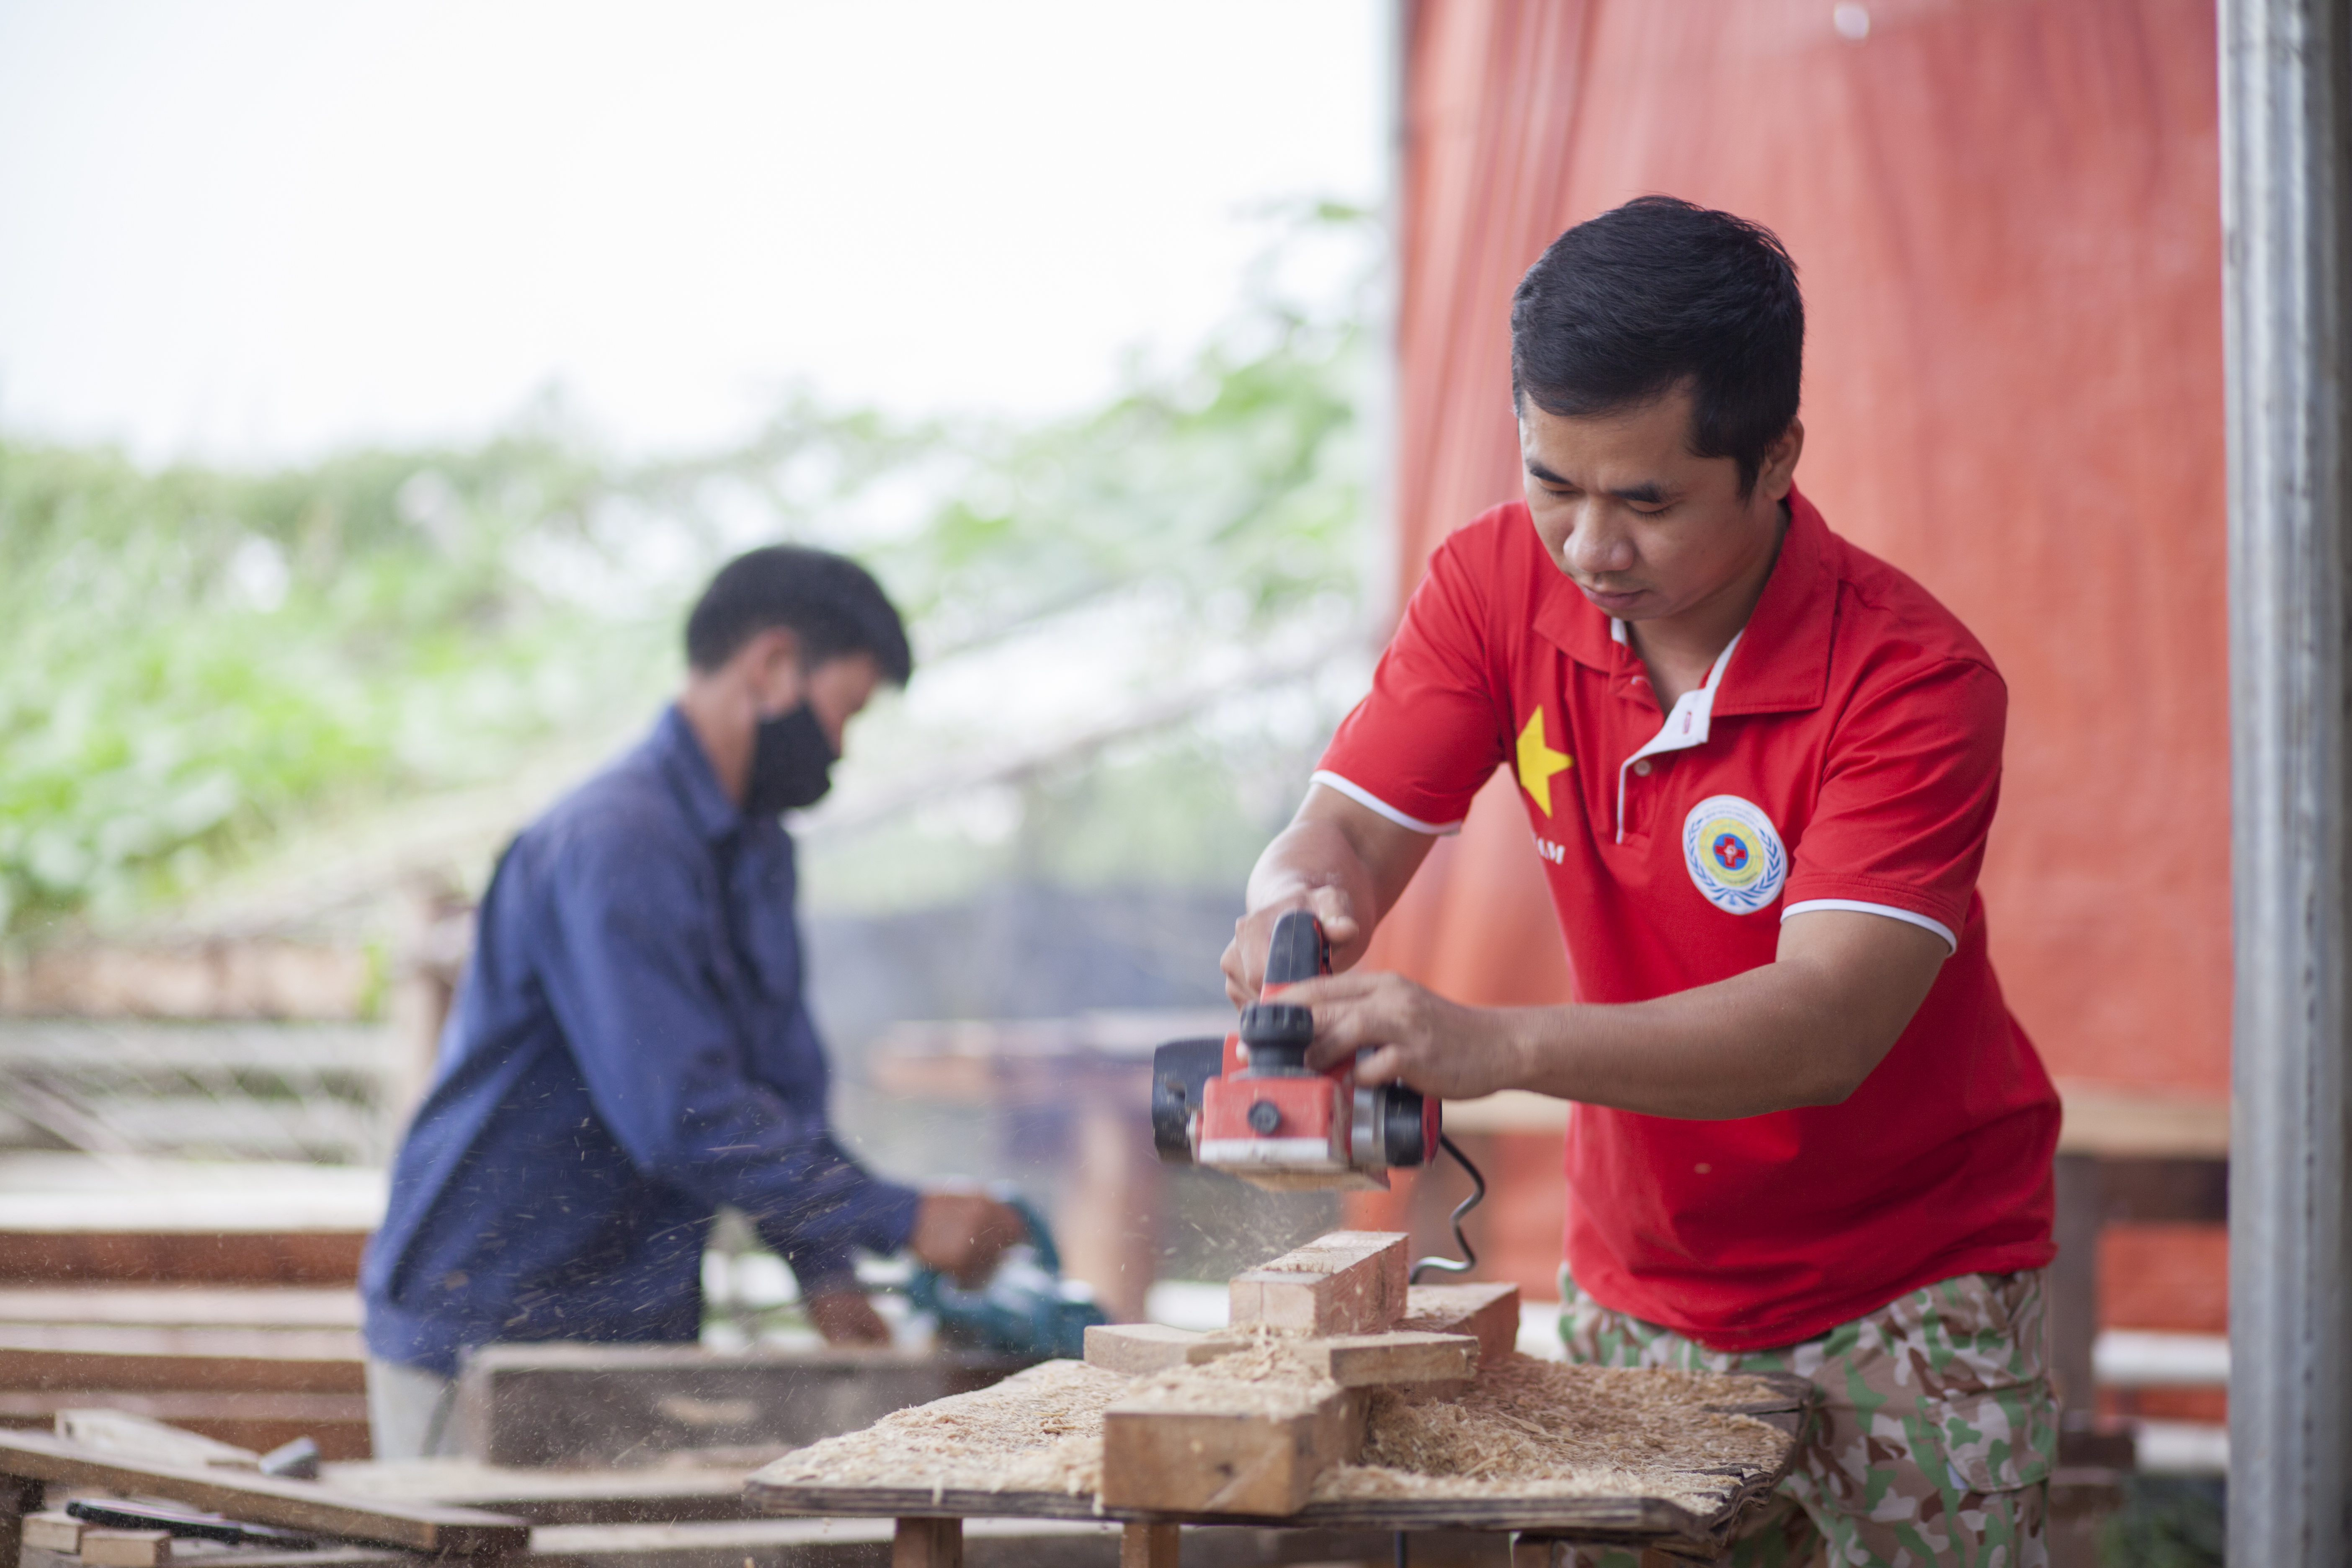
[{"xmin": 1682, "ymin": 794, "xmax": 1787, "ymax": 914}]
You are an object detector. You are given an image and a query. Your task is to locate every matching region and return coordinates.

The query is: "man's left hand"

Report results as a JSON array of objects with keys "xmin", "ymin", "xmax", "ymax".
[
  {"xmin": 1288, "ymin": 970, "xmax": 1527, "ymax": 1100},
  {"xmin": 807, "ymin": 1289, "xmax": 892, "ymax": 1346}
]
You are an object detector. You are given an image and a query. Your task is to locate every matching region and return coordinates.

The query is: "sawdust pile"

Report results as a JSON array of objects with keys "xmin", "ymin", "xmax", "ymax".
[
  {"xmin": 753, "ymin": 1348, "xmax": 1792, "ymax": 1516},
  {"xmin": 755, "ymin": 1360, "xmax": 1126, "ymax": 1498},
  {"xmin": 1318, "ymin": 1354, "xmax": 1790, "ymax": 1514}
]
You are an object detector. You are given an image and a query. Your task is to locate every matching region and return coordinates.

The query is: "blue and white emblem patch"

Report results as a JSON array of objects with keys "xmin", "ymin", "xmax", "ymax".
[{"xmin": 1682, "ymin": 794, "xmax": 1787, "ymax": 914}]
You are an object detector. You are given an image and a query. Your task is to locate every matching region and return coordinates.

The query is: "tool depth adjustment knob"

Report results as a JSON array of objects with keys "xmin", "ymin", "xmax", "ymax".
[{"xmin": 1237, "ymin": 1001, "xmax": 1314, "ymax": 1073}]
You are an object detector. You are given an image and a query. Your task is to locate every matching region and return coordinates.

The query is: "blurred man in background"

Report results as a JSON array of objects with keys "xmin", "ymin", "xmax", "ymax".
[{"xmin": 361, "ymin": 545, "xmax": 1023, "ymax": 1460}]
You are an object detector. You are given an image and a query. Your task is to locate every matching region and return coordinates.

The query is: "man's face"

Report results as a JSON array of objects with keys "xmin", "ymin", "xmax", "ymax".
[
  {"xmin": 1518, "ymin": 386, "xmax": 1800, "ymax": 627},
  {"xmin": 801, "ymin": 652, "xmax": 883, "ymax": 754},
  {"xmin": 744, "ymin": 632, "xmax": 884, "ymax": 755}
]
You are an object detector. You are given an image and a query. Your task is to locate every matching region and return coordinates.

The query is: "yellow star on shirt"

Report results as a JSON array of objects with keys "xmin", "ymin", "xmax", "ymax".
[{"xmin": 1516, "ymin": 707, "xmax": 1573, "ymax": 816}]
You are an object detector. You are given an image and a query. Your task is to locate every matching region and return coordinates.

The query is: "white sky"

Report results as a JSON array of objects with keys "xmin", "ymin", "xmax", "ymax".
[{"xmin": 0, "ymin": 1, "xmax": 1386, "ymax": 463}]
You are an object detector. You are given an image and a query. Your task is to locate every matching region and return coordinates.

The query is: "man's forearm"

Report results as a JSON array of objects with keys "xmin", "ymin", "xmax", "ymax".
[
  {"xmin": 1492, "ymin": 957, "xmax": 1903, "ymax": 1118},
  {"xmin": 1299, "ymin": 910, "xmax": 1948, "ymax": 1120}
]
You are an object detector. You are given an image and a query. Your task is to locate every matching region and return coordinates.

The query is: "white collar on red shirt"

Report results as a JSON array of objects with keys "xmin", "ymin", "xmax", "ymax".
[{"xmin": 1610, "ymin": 625, "xmax": 1746, "ymax": 843}]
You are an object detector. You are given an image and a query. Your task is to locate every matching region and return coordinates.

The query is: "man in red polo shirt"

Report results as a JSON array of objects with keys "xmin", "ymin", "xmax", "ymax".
[{"xmin": 1222, "ymin": 198, "xmax": 2061, "ymax": 1567}]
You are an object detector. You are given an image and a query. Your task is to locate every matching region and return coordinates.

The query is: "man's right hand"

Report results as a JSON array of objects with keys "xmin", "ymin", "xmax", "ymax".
[
  {"xmin": 909, "ymin": 1190, "xmax": 1028, "ymax": 1287},
  {"xmin": 1220, "ymin": 885, "xmax": 1362, "ymax": 1006},
  {"xmin": 1220, "ymin": 786, "xmax": 1437, "ymax": 1006}
]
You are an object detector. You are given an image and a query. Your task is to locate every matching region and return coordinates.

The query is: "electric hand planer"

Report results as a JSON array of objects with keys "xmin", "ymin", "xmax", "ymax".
[{"xmin": 1150, "ymin": 910, "xmax": 1440, "ymax": 1191}]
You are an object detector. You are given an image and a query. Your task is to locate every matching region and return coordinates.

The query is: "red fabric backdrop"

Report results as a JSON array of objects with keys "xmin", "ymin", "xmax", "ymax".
[{"xmin": 1368, "ymin": 0, "xmax": 2228, "ymax": 1101}]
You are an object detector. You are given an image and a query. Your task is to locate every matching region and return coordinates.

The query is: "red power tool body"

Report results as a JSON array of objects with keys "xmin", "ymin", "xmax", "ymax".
[{"xmin": 1153, "ymin": 910, "xmax": 1439, "ymax": 1191}]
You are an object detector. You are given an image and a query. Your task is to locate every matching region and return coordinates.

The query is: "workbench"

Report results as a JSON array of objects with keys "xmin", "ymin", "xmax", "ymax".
[{"xmin": 743, "ymin": 1357, "xmax": 1809, "ymax": 1565}]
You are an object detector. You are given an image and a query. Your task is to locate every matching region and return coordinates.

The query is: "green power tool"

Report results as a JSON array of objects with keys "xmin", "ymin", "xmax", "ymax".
[{"xmin": 903, "ymin": 1192, "xmax": 1106, "ymax": 1360}]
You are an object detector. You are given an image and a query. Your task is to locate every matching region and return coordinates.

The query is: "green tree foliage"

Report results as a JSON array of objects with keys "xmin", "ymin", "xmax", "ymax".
[{"xmin": 0, "ymin": 217, "xmax": 1373, "ymax": 937}]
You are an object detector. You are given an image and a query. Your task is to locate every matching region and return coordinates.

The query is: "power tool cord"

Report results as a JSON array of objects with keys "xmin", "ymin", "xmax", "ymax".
[{"xmin": 1407, "ymin": 1132, "xmax": 1486, "ymax": 1284}]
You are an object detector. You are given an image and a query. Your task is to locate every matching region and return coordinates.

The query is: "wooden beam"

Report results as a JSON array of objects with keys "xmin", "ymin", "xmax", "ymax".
[
  {"xmin": 1088, "ymin": 1322, "xmax": 1475, "ymax": 1387},
  {"xmin": 1099, "ymin": 1387, "xmax": 1367, "ymax": 1517},
  {"xmin": 0, "ymin": 1234, "xmax": 365, "ymax": 1289},
  {"xmin": 0, "ymin": 1431, "xmax": 529, "ymax": 1556},
  {"xmin": 1227, "ymin": 1232, "xmax": 1407, "ymax": 1336},
  {"xmin": 0, "ymin": 1392, "xmax": 369, "ymax": 1464},
  {"xmin": 1292, "ymin": 1331, "xmax": 1477, "ymax": 1387},
  {"xmin": 890, "ymin": 1516, "xmax": 960, "ymax": 1568},
  {"xmin": 1400, "ymin": 1282, "xmax": 1520, "ymax": 1369},
  {"xmin": 1119, "ymin": 1520, "xmax": 1178, "ymax": 1568}
]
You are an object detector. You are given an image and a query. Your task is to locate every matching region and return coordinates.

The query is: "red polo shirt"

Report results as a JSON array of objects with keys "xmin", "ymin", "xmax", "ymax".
[{"xmin": 1316, "ymin": 488, "xmax": 2058, "ymax": 1350}]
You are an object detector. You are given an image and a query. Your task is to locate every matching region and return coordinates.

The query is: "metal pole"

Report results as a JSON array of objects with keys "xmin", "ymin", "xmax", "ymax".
[{"xmin": 2222, "ymin": 0, "xmax": 2352, "ymax": 1560}]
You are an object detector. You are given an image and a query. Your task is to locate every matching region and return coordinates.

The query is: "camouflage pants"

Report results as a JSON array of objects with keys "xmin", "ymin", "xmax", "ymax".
[{"xmin": 1552, "ymin": 1269, "xmax": 2056, "ymax": 1568}]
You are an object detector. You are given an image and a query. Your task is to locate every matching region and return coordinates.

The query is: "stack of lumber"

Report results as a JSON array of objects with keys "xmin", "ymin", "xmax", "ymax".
[{"xmin": 0, "ymin": 1290, "xmax": 367, "ymax": 1461}]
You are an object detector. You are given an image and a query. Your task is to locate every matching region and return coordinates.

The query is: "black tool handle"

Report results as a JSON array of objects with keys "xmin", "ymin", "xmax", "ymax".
[
  {"xmin": 1240, "ymin": 911, "xmax": 1330, "ymax": 1073},
  {"xmin": 1262, "ymin": 909, "xmax": 1331, "ymax": 987}
]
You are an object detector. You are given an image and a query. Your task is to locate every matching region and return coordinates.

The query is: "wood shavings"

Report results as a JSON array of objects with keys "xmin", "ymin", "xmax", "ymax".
[
  {"xmin": 1315, "ymin": 1354, "xmax": 1790, "ymax": 1514},
  {"xmin": 1109, "ymin": 1329, "xmax": 1340, "ymax": 1417}
]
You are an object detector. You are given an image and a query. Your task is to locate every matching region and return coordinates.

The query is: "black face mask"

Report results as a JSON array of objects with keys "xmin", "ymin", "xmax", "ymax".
[{"xmin": 742, "ymin": 702, "xmax": 837, "ymax": 816}]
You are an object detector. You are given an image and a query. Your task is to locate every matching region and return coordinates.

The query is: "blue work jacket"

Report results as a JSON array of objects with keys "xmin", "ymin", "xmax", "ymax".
[{"xmin": 361, "ymin": 706, "xmax": 919, "ymax": 1376}]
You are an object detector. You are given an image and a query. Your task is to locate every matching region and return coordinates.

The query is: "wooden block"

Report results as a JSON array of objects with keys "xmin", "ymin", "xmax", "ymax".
[
  {"xmin": 80, "ymin": 1529, "xmax": 171, "ymax": 1568},
  {"xmin": 1120, "ymin": 1520, "xmax": 1179, "ymax": 1567},
  {"xmin": 1099, "ymin": 1385, "xmax": 1366, "ymax": 1517},
  {"xmin": 1296, "ymin": 1331, "xmax": 1478, "ymax": 1387},
  {"xmin": 1401, "ymin": 1282, "xmax": 1521, "ymax": 1369},
  {"xmin": 1228, "ymin": 1232, "xmax": 1408, "ymax": 1336},
  {"xmin": 892, "ymin": 1515, "xmax": 960, "ymax": 1568},
  {"xmin": 1083, "ymin": 1323, "xmax": 1239, "ymax": 1376},
  {"xmin": 21, "ymin": 1514, "xmax": 83, "ymax": 1554}
]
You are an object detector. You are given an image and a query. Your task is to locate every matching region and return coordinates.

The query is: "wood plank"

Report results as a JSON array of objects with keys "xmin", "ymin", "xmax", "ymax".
[
  {"xmin": 1227, "ymin": 1233, "xmax": 1407, "ymax": 1337},
  {"xmin": 55, "ymin": 1409, "xmax": 261, "ymax": 1470},
  {"xmin": 0, "ymin": 1324, "xmax": 364, "ymax": 1395},
  {"xmin": 892, "ymin": 1516, "xmax": 960, "ymax": 1568},
  {"xmin": 0, "ymin": 1291, "xmax": 360, "ymax": 1331},
  {"xmin": 317, "ymin": 1458, "xmax": 757, "ymax": 1527},
  {"xmin": 1082, "ymin": 1325, "xmax": 1230, "ymax": 1376},
  {"xmin": 1399, "ymin": 1283, "xmax": 1520, "ymax": 1370},
  {"xmin": 2054, "ymin": 1083, "xmax": 2228, "ymax": 1157},
  {"xmin": 1098, "ymin": 1387, "xmax": 1367, "ymax": 1518},
  {"xmin": 0, "ymin": 1392, "xmax": 371, "ymax": 1464},
  {"xmin": 0, "ymin": 1430, "xmax": 530, "ymax": 1556},
  {"xmin": 0, "ymin": 1236, "xmax": 365, "ymax": 1290},
  {"xmin": 1087, "ymin": 1324, "xmax": 1474, "ymax": 1387},
  {"xmin": 1292, "ymin": 1332, "xmax": 1476, "ymax": 1387}
]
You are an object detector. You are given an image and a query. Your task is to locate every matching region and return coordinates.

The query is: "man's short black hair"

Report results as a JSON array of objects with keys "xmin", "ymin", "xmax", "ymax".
[
  {"xmin": 1511, "ymin": 196, "xmax": 1803, "ymax": 495},
  {"xmin": 685, "ymin": 545, "xmax": 913, "ymax": 684}
]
